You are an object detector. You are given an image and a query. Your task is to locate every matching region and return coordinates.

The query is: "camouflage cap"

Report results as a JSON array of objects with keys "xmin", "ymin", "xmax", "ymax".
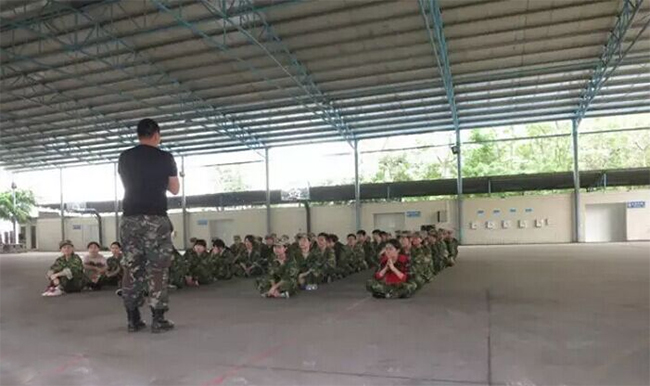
[
  {"xmin": 274, "ymin": 235, "xmax": 291, "ymax": 247},
  {"xmin": 59, "ymin": 239, "xmax": 73, "ymax": 249},
  {"xmin": 264, "ymin": 234, "xmax": 275, "ymax": 240},
  {"xmin": 233, "ymin": 235, "xmax": 242, "ymax": 242},
  {"xmin": 296, "ymin": 232, "xmax": 309, "ymax": 240},
  {"xmin": 410, "ymin": 231, "xmax": 423, "ymax": 239}
]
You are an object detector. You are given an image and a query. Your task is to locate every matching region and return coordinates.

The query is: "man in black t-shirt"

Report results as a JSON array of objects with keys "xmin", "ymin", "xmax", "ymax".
[{"xmin": 118, "ymin": 118, "xmax": 179, "ymax": 333}]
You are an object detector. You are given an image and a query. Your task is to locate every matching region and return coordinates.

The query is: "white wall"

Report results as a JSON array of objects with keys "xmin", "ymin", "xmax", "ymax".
[
  {"xmin": 32, "ymin": 189, "xmax": 650, "ymax": 250},
  {"xmin": 581, "ymin": 190, "xmax": 650, "ymax": 242}
]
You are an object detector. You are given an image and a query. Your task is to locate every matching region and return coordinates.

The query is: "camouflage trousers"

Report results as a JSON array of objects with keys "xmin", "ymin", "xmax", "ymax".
[
  {"xmin": 255, "ymin": 276, "xmax": 298, "ymax": 295},
  {"xmin": 366, "ymin": 278, "xmax": 418, "ymax": 299},
  {"xmin": 120, "ymin": 215, "xmax": 173, "ymax": 311},
  {"xmin": 298, "ymin": 269, "xmax": 322, "ymax": 286},
  {"xmin": 233, "ymin": 263, "xmax": 263, "ymax": 278},
  {"xmin": 54, "ymin": 276, "xmax": 85, "ymax": 293}
]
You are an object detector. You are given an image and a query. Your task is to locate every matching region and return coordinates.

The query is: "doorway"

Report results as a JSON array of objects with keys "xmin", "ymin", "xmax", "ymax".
[
  {"xmin": 209, "ymin": 219, "xmax": 234, "ymax": 245},
  {"xmin": 585, "ymin": 203, "xmax": 626, "ymax": 242},
  {"xmin": 373, "ymin": 213, "xmax": 406, "ymax": 235}
]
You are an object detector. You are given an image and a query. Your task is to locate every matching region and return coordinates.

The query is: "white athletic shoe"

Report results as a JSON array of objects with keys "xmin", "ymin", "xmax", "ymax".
[
  {"xmin": 280, "ymin": 292, "xmax": 290, "ymax": 299},
  {"xmin": 44, "ymin": 287, "xmax": 64, "ymax": 297}
]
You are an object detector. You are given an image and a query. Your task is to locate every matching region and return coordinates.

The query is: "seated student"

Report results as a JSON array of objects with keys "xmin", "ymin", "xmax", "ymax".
[
  {"xmin": 329, "ymin": 234, "xmax": 354, "ymax": 278},
  {"xmin": 347, "ymin": 233, "xmax": 368, "ymax": 272},
  {"xmin": 260, "ymin": 234, "xmax": 275, "ymax": 266},
  {"xmin": 105, "ymin": 241, "xmax": 124, "ymax": 295},
  {"xmin": 84, "ymin": 241, "xmax": 107, "ymax": 291},
  {"xmin": 42, "ymin": 240, "xmax": 85, "ymax": 297},
  {"xmin": 185, "ymin": 237, "xmax": 198, "ymax": 255},
  {"xmin": 316, "ymin": 232, "xmax": 337, "ymax": 283},
  {"xmin": 211, "ymin": 238, "xmax": 235, "ymax": 280},
  {"xmin": 402, "ymin": 233, "xmax": 432, "ymax": 289},
  {"xmin": 356, "ymin": 230, "xmax": 375, "ymax": 269},
  {"xmin": 256, "ymin": 239, "xmax": 299, "ymax": 298},
  {"xmin": 230, "ymin": 235, "xmax": 245, "ymax": 257},
  {"xmin": 366, "ymin": 239, "xmax": 417, "ymax": 299},
  {"xmin": 233, "ymin": 235, "xmax": 263, "ymax": 277},
  {"xmin": 188, "ymin": 239, "xmax": 215, "ymax": 286},
  {"xmin": 169, "ymin": 247, "xmax": 190, "ymax": 289},
  {"xmin": 296, "ymin": 233, "xmax": 324, "ymax": 290},
  {"xmin": 288, "ymin": 234, "xmax": 300, "ymax": 256},
  {"xmin": 411, "ymin": 232, "xmax": 434, "ymax": 280},
  {"xmin": 443, "ymin": 229, "xmax": 459, "ymax": 266}
]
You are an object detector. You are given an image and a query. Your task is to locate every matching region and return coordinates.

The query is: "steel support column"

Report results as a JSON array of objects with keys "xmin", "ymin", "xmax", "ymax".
[
  {"xmin": 59, "ymin": 167, "xmax": 65, "ymax": 241},
  {"xmin": 265, "ymin": 148, "xmax": 271, "ymax": 235},
  {"xmin": 455, "ymin": 132, "xmax": 463, "ymax": 243},
  {"xmin": 571, "ymin": 119, "xmax": 582, "ymax": 243},
  {"xmin": 113, "ymin": 162, "xmax": 119, "ymax": 243},
  {"xmin": 181, "ymin": 156, "xmax": 188, "ymax": 250},
  {"xmin": 354, "ymin": 140, "xmax": 361, "ymax": 230}
]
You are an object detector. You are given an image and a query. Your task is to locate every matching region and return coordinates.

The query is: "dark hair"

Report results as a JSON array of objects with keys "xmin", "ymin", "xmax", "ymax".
[
  {"xmin": 356, "ymin": 230, "xmax": 366, "ymax": 236},
  {"xmin": 385, "ymin": 239, "xmax": 401, "ymax": 250},
  {"xmin": 189, "ymin": 237, "xmax": 197, "ymax": 243},
  {"xmin": 347, "ymin": 233, "xmax": 357, "ymax": 239},
  {"xmin": 317, "ymin": 232, "xmax": 329, "ymax": 239},
  {"xmin": 330, "ymin": 234, "xmax": 339, "ymax": 242},
  {"xmin": 194, "ymin": 239, "xmax": 207, "ymax": 248},
  {"xmin": 380, "ymin": 231, "xmax": 388, "ymax": 236},
  {"xmin": 212, "ymin": 238, "xmax": 226, "ymax": 248},
  {"xmin": 137, "ymin": 118, "xmax": 160, "ymax": 138},
  {"xmin": 87, "ymin": 241, "xmax": 101, "ymax": 249},
  {"xmin": 244, "ymin": 235, "xmax": 255, "ymax": 244},
  {"xmin": 110, "ymin": 241, "xmax": 121, "ymax": 248},
  {"xmin": 372, "ymin": 229, "xmax": 381, "ymax": 235}
]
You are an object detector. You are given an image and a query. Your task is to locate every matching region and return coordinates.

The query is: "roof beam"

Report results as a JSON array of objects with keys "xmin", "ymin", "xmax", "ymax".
[
  {"xmin": 418, "ymin": 0, "xmax": 460, "ymax": 130},
  {"xmin": 152, "ymin": 0, "xmax": 356, "ymax": 147},
  {"xmin": 0, "ymin": 1, "xmax": 267, "ymax": 155},
  {"xmin": 573, "ymin": 0, "xmax": 647, "ymax": 125}
]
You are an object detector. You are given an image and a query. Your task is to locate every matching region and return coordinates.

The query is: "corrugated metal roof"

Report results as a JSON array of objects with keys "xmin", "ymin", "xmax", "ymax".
[{"xmin": 1, "ymin": 0, "xmax": 648, "ymax": 171}]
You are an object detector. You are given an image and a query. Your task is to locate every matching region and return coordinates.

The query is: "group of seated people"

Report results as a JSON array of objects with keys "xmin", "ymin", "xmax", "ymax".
[
  {"xmin": 42, "ymin": 240, "xmax": 124, "ymax": 297},
  {"xmin": 42, "ymin": 227, "xmax": 459, "ymax": 300}
]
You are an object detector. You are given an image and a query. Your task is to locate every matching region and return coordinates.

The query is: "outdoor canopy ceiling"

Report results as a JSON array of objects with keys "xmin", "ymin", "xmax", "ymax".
[{"xmin": 1, "ymin": 0, "xmax": 649, "ymax": 171}]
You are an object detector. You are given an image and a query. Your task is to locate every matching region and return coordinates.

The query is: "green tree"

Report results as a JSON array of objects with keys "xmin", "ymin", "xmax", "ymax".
[
  {"xmin": 216, "ymin": 167, "xmax": 250, "ymax": 192},
  {"xmin": 0, "ymin": 189, "xmax": 36, "ymax": 224},
  {"xmin": 462, "ymin": 129, "xmax": 510, "ymax": 177},
  {"xmin": 515, "ymin": 123, "xmax": 572, "ymax": 173},
  {"xmin": 369, "ymin": 153, "xmax": 416, "ymax": 182}
]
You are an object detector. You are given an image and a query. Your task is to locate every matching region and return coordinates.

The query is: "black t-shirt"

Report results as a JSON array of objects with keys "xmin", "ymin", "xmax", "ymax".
[{"xmin": 118, "ymin": 145, "xmax": 177, "ymax": 216}]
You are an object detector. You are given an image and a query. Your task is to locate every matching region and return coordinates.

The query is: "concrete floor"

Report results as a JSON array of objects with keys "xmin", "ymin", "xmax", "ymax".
[{"xmin": 0, "ymin": 243, "xmax": 648, "ymax": 386}]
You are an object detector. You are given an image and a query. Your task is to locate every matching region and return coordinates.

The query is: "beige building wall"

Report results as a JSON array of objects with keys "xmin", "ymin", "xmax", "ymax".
[{"xmin": 32, "ymin": 189, "xmax": 650, "ymax": 250}]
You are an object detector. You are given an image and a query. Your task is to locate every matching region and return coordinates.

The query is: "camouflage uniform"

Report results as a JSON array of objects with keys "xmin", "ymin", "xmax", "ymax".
[
  {"xmin": 316, "ymin": 247, "xmax": 337, "ymax": 282},
  {"xmin": 298, "ymin": 249, "xmax": 325, "ymax": 285},
  {"xmin": 409, "ymin": 245, "xmax": 434, "ymax": 288},
  {"xmin": 366, "ymin": 256, "xmax": 417, "ymax": 299},
  {"xmin": 49, "ymin": 254, "xmax": 85, "ymax": 292},
  {"xmin": 333, "ymin": 243, "xmax": 354, "ymax": 278},
  {"xmin": 230, "ymin": 241, "xmax": 245, "ymax": 257},
  {"xmin": 169, "ymin": 248, "xmax": 190, "ymax": 288},
  {"xmin": 233, "ymin": 249, "xmax": 263, "ymax": 277},
  {"xmin": 188, "ymin": 251, "xmax": 215, "ymax": 285},
  {"xmin": 255, "ymin": 255, "xmax": 300, "ymax": 295},
  {"xmin": 433, "ymin": 240, "xmax": 448, "ymax": 274},
  {"xmin": 351, "ymin": 243, "xmax": 369, "ymax": 272},
  {"xmin": 445, "ymin": 238, "xmax": 459, "ymax": 266},
  {"xmin": 212, "ymin": 249, "xmax": 235, "ymax": 280},
  {"xmin": 105, "ymin": 254, "xmax": 123, "ymax": 286},
  {"xmin": 120, "ymin": 215, "xmax": 173, "ymax": 311},
  {"xmin": 361, "ymin": 240, "xmax": 376, "ymax": 269}
]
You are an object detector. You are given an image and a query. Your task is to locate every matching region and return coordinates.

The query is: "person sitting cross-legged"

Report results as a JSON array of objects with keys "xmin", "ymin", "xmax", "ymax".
[
  {"xmin": 42, "ymin": 240, "xmax": 85, "ymax": 297},
  {"xmin": 84, "ymin": 241, "xmax": 107, "ymax": 291},
  {"xmin": 256, "ymin": 238, "xmax": 299, "ymax": 298},
  {"xmin": 366, "ymin": 239, "xmax": 417, "ymax": 299}
]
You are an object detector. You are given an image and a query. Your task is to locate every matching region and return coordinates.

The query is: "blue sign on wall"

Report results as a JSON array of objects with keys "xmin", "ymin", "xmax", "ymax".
[
  {"xmin": 493, "ymin": 209, "xmax": 501, "ymax": 215},
  {"xmin": 477, "ymin": 210, "xmax": 485, "ymax": 216},
  {"xmin": 406, "ymin": 211, "xmax": 421, "ymax": 218},
  {"xmin": 72, "ymin": 225, "xmax": 82, "ymax": 230},
  {"xmin": 509, "ymin": 208, "xmax": 517, "ymax": 213},
  {"xmin": 525, "ymin": 208, "xmax": 533, "ymax": 213},
  {"xmin": 197, "ymin": 219, "xmax": 208, "ymax": 226},
  {"xmin": 627, "ymin": 201, "xmax": 646, "ymax": 209}
]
